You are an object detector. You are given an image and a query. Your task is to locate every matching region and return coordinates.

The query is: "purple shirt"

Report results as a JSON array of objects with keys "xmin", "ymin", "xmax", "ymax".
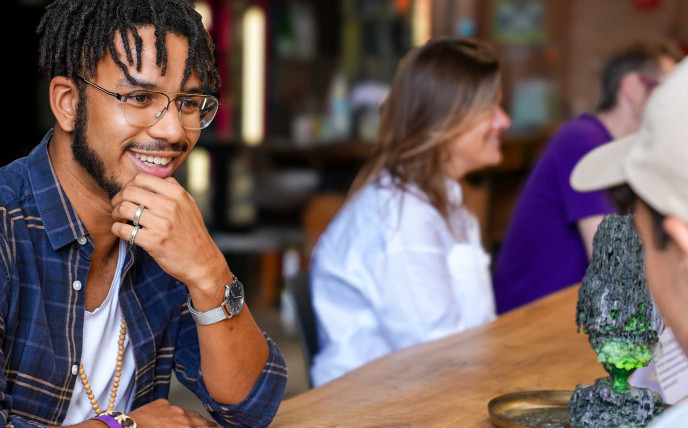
[{"xmin": 493, "ymin": 114, "xmax": 616, "ymax": 313}]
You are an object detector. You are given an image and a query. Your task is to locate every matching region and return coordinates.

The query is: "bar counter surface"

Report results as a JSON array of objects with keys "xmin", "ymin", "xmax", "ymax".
[{"xmin": 271, "ymin": 284, "xmax": 607, "ymax": 427}]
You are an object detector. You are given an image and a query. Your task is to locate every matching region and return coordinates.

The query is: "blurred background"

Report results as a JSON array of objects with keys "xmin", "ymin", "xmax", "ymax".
[{"xmin": 7, "ymin": 0, "xmax": 688, "ymax": 404}]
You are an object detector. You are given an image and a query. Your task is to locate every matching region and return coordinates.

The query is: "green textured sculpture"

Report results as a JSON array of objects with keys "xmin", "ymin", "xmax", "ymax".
[{"xmin": 570, "ymin": 214, "xmax": 664, "ymax": 428}]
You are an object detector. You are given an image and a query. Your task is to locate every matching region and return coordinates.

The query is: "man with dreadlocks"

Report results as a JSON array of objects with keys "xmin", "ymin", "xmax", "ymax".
[{"xmin": 0, "ymin": 0, "xmax": 287, "ymax": 427}]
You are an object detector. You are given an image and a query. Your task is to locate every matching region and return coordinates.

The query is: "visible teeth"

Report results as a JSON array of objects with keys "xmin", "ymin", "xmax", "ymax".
[{"xmin": 134, "ymin": 153, "xmax": 172, "ymax": 166}]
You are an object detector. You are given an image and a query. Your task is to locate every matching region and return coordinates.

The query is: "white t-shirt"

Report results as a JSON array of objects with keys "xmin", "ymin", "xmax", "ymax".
[
  {"xmin": 63, "ymin": 240, "xmax": 136, "ymax": 424},
  {"xmin": 310, "ymin": 173, "xmax": 496, "ymax": 387}
]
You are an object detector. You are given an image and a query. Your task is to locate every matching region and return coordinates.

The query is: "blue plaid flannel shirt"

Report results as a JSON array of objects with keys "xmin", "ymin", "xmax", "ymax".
[{"xmin": 0, "ymin": 131, "xmax": 288, "ymax": 427}]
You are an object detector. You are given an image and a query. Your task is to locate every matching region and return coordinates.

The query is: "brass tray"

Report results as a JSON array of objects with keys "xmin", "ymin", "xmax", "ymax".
[{"xmin": 488, "ymin": 390, "xmax": 573, "ymax": 428}]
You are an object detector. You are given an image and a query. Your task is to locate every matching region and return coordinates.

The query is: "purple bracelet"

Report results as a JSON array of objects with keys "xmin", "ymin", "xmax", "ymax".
[
  {"xmin": 92, "ymin": 414, "xmax": 123, "ymax": 428},
  {"xmin": 92, "ymin": 411, "xmax": 137, "ymax": 428}
]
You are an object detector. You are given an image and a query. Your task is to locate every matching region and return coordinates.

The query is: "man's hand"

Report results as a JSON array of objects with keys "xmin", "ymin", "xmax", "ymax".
[
  {"xmin": 110, "ymin": 173, "xmax": 231, "ymax": 295},
  {"xmin": 128, "ymin": 399, "xmax": 218, "ymax": 428},
  {"xmin": 111, "ymin": 174, "xmax": 270, "ymax": 406}
]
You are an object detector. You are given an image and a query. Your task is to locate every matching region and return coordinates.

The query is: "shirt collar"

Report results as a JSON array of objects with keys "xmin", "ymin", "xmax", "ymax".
[
  {"xmin": 377, "ymin": 170, "xmax": 464, "ymax": 206},
  {"xmin": 27, "ymin": 129, "xmax": 89, "ymax": 250},
  {"xmin": 444, "ymin": 176, "xmax": 463, "ymax": 207}
]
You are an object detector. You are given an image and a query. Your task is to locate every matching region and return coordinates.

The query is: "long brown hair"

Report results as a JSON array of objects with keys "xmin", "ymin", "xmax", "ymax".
[{"xmin": 349, "ymin": 37, "xmax": 501, "ymax": 221}]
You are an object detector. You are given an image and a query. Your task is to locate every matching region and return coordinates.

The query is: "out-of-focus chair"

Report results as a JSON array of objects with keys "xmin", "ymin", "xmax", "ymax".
[
  {"xmin": 283, "ymin": 270, "xmax": 318, "ymax": 387},
  {"xmin": 301, "ymin": 193, "xmax": 346, "ymax": 262}
]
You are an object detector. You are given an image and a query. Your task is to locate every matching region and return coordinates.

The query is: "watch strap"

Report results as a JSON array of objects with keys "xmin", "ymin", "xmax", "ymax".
[
  {"xmin": 187, "ymin": 276, "xmax": 243, "ymax": 325},
  {"xmin": 92, "ymin": 414, "xmax": 122, "ymax": 428},
  {"xmin": 187, "ymin": 297, "xmax": 231, "ymax": 325},
  {"xmin": 92, "ymin": 411, "xmax": 137, "ymax": 428}
]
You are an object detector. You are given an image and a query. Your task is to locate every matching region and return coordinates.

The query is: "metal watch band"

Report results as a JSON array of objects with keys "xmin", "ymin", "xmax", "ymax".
[
  {"xmin": 187, "ymin": 297, "xmax": 231, "ymax": 325},
  {"xmin": 187, "ymin": 276, "xmax": 242, "ymax": 325}
]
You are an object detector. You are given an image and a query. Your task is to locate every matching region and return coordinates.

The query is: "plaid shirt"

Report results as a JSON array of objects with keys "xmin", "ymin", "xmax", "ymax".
[{"xmin": 0, "ymin": 131, "xmax": 288, "ymax": 427}]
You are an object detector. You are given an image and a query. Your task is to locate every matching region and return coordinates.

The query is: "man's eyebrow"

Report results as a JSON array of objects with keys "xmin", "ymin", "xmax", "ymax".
[
  {"xmin": 117, "ymin": 77, "xmax": 157, "ymax": 90},
  {"xmin": 183, "ymin": 86, "xmax": 204, "ymax": 94},
  {"xmin": 117, "ymin": 77, "xmax": 204, "ymax": 94}
]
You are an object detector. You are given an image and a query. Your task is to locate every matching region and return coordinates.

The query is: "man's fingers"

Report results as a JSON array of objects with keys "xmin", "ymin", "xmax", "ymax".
[
  {"xmin": 113, "ymin": 200, "xmax": 164, "ymax": 229},
  {"xmin": 123, "ymin": 172, "xmax": 184, "ymax": 198},
  {"xmin": 183, "ymin": 409, "xmax": 218, "ymax": 427},
  {"xmin": 112, "ymin": 222, "xmax": 149, "ymax": 248},
  {"xmin": 164, "ymin": 176, "xmax": 180, "ymax": 186},
  {"xmin": 112, "ymin": 200, "xmax": 141, "ymax": 223},
  {"xmin": 111, "ymin": 183, "xmax": 163, "ymax": 208}
]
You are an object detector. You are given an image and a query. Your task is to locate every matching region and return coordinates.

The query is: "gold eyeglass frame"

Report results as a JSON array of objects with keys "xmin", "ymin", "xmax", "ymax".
[{"xmin": 75, "ymin": 74, "xmax": 220, "ymax": 130}]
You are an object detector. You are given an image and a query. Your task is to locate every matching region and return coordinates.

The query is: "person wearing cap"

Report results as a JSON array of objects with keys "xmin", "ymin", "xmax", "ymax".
[
  {"xmin": 493, "ymin": 41, "xmax": 680, "ymax": 314},
  {"xmin": 571, "ymin": 55, "xmax": 688, "ymax": 426}
]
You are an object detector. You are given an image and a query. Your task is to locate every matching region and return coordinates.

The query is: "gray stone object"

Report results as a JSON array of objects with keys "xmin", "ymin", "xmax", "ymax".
[
  {"xmin": 570, "ymin": 214, "xmax": 665, "ymax": 428},
  {"xmin": 570, "ymin": 377, "xmax": 663, "ymax": 428}
]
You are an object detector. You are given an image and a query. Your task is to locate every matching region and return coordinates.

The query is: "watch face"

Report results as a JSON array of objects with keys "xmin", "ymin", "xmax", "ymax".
[{"xmin": 225, "ymin": 280, "xmax": 245, "ymax": 315}]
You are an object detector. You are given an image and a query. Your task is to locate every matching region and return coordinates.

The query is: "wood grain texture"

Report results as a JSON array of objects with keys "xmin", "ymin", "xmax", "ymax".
[{"xmin": 271, "ymin": 285, "xmax": 607, "ymax": 427}]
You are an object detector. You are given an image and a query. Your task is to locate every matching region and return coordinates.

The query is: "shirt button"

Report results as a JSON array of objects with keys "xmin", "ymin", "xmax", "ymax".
[
  {"xmin": 71, "ymin": 364, "xmax": 78, "ymax": 376},
  {"xmin": 72, "ymin": 280, "xmax": 82, "ymax": 291},
  {"xmin": 77, "ymin": 236, "xmax": 87, "ymax": 245}
]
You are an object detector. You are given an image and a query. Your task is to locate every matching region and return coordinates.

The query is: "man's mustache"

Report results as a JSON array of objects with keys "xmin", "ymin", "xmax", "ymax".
[{"xmin": 124, "ymin": 140, "xmax": 188, "ymax": 153}]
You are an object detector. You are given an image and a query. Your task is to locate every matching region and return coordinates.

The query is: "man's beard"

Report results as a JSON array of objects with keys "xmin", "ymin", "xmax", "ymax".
[{"xmin": 71, "ymin": 93, "xmax": 123, "ymax": 199}]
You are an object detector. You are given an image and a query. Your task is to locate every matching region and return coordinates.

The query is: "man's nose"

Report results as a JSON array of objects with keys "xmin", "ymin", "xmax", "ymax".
[{"xmin": 148, "ymin": 102, "xmax": 186, "ymax": 143}]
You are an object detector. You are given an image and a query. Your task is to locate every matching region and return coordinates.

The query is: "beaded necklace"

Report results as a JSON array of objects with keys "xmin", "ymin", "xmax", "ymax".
[{"xmin": 78, "ymin": 317, "xmax": 127, "ymax": 414}]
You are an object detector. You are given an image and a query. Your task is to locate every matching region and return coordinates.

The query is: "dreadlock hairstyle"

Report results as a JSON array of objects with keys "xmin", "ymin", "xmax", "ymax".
[{"xmin": 36, "ymin": 0, "xmax": 220, "ymax": 95}]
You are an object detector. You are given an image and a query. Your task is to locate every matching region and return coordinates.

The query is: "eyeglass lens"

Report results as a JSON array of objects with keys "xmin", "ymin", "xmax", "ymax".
[{"xmin": 123, "ymin": 91, "xmax": 219, "ymax": 130}]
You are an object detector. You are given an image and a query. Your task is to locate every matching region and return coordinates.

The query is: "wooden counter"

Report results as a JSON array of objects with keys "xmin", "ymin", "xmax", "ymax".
[{"xmin": 271, "ymin": 285, "xmax": 607, "ymax": 427}]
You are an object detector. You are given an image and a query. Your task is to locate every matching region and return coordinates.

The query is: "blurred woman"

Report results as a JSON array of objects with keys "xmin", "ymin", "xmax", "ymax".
[{"xmin": 309, "ymin": 38, "xmax": 511, "ymax": 387}]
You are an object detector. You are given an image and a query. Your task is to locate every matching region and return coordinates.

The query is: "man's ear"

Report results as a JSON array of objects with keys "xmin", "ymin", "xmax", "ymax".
[
  {"xmin": 49, "ymin": 76, "xmax": 80, "ymax": 133},
  {"xmin": 663, "ymin": 216, "xmax": 688, "ymax": 265},
  {"xmin": 618, "ymin": 72, "xmax": 645, "ymax": 106}
]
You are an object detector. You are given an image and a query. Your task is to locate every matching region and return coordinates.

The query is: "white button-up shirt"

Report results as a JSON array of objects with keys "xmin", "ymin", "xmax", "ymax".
[{"xmin": 310, "ymin": 173, "xmax": 496, "ymax": 387}]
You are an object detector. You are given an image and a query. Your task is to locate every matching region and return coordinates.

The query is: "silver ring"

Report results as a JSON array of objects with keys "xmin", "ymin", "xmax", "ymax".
[
  {"xmin": 133, "ymin": 204, "xmax": 144, "ymax": 227},
  {"xmin": 129, "ymin": 225, "xmax": 141, "ymax": 246}
]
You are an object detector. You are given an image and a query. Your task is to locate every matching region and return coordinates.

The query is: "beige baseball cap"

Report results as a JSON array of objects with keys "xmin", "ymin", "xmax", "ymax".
[{"xmin": 570, "ymin": 56, "xmax": 688, "ymax": 222}]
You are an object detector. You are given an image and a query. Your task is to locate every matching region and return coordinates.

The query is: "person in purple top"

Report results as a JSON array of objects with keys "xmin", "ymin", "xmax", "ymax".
[{"xmin": 493, "ymin": 41, "xmax": 681, "ymax": 314}]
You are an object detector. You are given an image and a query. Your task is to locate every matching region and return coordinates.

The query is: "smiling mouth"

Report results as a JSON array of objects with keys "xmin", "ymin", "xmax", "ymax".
[{"xmin": 133, "ymin": 152, "xmax": 174, "ymax": 167}]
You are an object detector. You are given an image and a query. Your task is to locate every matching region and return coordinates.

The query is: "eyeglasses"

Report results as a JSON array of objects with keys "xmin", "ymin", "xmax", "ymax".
[{"xmin": 75, "ymin": 74, "xmax": 220, "ymax": 130}]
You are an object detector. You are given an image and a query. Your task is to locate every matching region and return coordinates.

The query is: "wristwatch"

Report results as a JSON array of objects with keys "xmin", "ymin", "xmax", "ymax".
[{"xmin": 187, "ymin": 275, "xmax": 245, "ymax": 325}]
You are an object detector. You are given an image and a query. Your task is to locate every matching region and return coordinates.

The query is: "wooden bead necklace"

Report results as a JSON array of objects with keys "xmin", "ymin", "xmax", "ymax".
[{"xmin": 78, "ymin": 317, "xmax": 127, "ymax": 415}]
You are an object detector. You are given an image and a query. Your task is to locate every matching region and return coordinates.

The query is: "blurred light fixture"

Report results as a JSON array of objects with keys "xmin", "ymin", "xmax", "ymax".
[
  {"xmin": 193, "ymin": 1, "xmax": 213, "ymax": 31},
  {"xmin": 412, "ymin": 0, "xmax": 432, "ymax": 46},
  {"xmin": 187, "ymin": 148, "xmax": 211, "ymax": 194},
  {"xmin": 242, "ymin": 5, "xmax": 267, "ymax": 146}
]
